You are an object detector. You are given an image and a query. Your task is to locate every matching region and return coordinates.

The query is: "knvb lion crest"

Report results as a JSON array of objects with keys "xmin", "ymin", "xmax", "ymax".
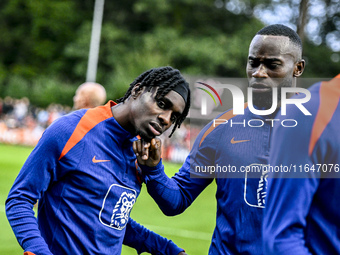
[
  {"xmin": 110, "ymin": 192, "xmax": 136, "ymax": 230},
  {"xmin": 99, "ymin": 184, "xmax": 137, "ymax": 230}
]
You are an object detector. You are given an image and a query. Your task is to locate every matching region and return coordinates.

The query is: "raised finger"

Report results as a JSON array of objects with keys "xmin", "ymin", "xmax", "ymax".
[
  {"xmin": 132, "ymin": 139, "xmax": 142, "ymax": 157},
  {"xmin": 141, "ymin": 140, "xmax": 150, "ymax": 160}
]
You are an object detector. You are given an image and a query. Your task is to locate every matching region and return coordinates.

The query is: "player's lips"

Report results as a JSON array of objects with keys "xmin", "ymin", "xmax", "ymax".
[
  {"xmin": 149, "ymin": 122, "xmax": 162, "ymax": 136},
  {"xmin": 250, "ymin": 83, "xmax": 272, "ymax": 92}
]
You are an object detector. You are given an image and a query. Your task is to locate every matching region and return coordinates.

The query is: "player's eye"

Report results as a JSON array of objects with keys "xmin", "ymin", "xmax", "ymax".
[
  {"xmin": 248, "ymin": 59, "xmax": 259, "ymax": 67},
  {"xmin": 157, "ymin": 99, "xmax": 166, "ymax": 109},
  {"xmin": 170, "ymin": 114, "xmax": 178, "ymax": 123},
  {"xmin": 269, "ymin": 63, "xmax": 280, "ymax": 69}
]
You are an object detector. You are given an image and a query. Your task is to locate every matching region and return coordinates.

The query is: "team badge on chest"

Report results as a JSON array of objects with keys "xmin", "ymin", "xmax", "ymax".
[
  {"xmin": 99, "ymin": 184, "xmax": 137, "ymax": 230},
  {"xmin": 244, "ymin": 164, "xmax": 268, "ymax": 208}
]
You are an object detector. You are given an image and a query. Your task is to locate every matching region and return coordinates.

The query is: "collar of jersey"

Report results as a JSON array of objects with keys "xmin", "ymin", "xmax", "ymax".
[
  {"xmin": 106, "ymin": 101, "xmax": 136, "ymax": 143},
  {"xmin": 108, "ymin": 116, "xmax": 137, "ymax": 143}
]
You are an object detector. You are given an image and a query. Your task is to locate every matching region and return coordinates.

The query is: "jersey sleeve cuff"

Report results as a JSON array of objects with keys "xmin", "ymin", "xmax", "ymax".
[
  {"xmin": 139, "ymin": 160, "xmax": 164, "ymax": 183},
  {"xmin": 167, "ymin": 240, "xmax": 185, "ymax": 255}
]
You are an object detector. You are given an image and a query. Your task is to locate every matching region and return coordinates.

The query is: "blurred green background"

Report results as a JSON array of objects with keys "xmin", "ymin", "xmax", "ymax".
[{"xmin": 0, "ymin": 0, "xmax": 339, "ymax": 108}]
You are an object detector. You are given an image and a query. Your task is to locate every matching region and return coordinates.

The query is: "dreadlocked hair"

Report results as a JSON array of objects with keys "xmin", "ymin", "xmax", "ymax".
[{"xmin": 116, "ymin": 66, "xmax": 190, "ymax": 137}]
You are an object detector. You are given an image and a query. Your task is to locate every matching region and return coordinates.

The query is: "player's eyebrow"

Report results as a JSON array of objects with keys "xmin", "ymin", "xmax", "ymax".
[
  {"xmin": 266, "ymin": 58, "xmax": 282, "ymax": 62},
  {"xmin": 248, "ymin": 56, "xmax": 282, "ymax": 62}
]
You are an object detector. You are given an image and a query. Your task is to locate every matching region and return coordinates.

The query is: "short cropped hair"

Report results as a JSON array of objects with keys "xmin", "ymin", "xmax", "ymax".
[
  {"xmin": 256, "ymin": 24, "xmax": 303, "ymax": 54},
  {"xmin": 117, "ymin": 66, "xmax": 190, "ymax": 137}
]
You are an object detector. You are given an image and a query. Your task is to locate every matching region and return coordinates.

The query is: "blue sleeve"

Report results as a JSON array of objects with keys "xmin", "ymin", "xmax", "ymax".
[
  {"xmin": 263, "ymin": 102, "xmax": 318, "ymax": 254},
  {"xmin": 5, "ymin": 117, "xmax": 73, "ymax": 255},
  {"xmin": 123, "ymin": 218, "xmax": 184, "ymax": 255},
  {"xmin": 141, "ymin": 157, "xmax": 212, "ymax": 216},
  {"xmin": 141, "ymin": 122, "xmax": 217, "ymax": 216}
]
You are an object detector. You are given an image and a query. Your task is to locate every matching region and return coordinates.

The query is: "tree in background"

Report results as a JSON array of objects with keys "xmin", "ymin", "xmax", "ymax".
[
  {"xmin": 252, "ymin": 0, "xmax": 339, "ymax": 77},
  {"xmin": 0, "ymin": 0, "xmax": 338, "ymax": 107}
]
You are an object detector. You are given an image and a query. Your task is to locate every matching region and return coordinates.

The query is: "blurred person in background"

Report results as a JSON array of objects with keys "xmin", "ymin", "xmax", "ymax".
[
  {"xmin": 73, "ymin": 81, "xmax": 107, "ymax": 110},
  {"xmin": 6, "ymin": 66, "xmax": 190, "ymax": 255},
  {"xmin": 2, "ymin": 96, "xmax": 14, "ymax": 116},
  {"xmin": 13, "ymin": 97, "xmax": 29, "ymax": 126}
]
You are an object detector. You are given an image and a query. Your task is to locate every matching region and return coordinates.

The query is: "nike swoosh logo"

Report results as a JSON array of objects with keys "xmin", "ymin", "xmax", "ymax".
[
  {"xmin": 92, "ymin": 156, "xmax": 110, "ymax": 163},
  {"xmin": 230, "ymin": 137, "xmax": 250, "ymax": 144}
]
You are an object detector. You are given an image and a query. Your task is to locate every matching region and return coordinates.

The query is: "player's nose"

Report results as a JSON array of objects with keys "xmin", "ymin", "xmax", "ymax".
[
  {"xmin": 252, "ymin": 64, "xmax": 268, "ymax": 78},
  {"xmin": 158, "ymin": 110, "xmax": 172, "ymax": 127}
]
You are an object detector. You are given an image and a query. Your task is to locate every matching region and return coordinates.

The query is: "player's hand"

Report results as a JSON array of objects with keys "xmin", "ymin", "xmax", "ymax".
[
  {"xmin": 178, "ymin": 252, "xmax": 188, "ymax": 255},
  {"xmin": 133, "ymin": 138, "xmax": 162, "ymax": 167}
]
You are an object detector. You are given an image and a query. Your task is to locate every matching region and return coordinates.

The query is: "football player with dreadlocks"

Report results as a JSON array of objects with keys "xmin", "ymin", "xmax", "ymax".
[{"xmin": 6, "ymin": 66, "xmax": 190, "ymax": 255}]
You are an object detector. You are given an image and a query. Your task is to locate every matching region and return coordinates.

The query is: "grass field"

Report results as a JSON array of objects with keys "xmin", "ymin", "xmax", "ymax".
[{"xmin": 0, "ymin": 143, "xmax": 217, "ymax": 254}]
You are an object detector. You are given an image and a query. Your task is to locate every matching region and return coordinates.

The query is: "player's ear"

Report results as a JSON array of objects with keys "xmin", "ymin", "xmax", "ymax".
[
  {"xmin": 131, "ymin": 83, "xmax": 143, "ymax": 99},
  {"xmin": 294, "ymin": 59, "xmax": 305, "ymax": 77}
]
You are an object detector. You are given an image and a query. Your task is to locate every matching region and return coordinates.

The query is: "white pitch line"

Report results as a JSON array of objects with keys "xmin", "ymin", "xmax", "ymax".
[{"xmin": 143, "ymin": 224, "xmax": 212, "ymax": 241}]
